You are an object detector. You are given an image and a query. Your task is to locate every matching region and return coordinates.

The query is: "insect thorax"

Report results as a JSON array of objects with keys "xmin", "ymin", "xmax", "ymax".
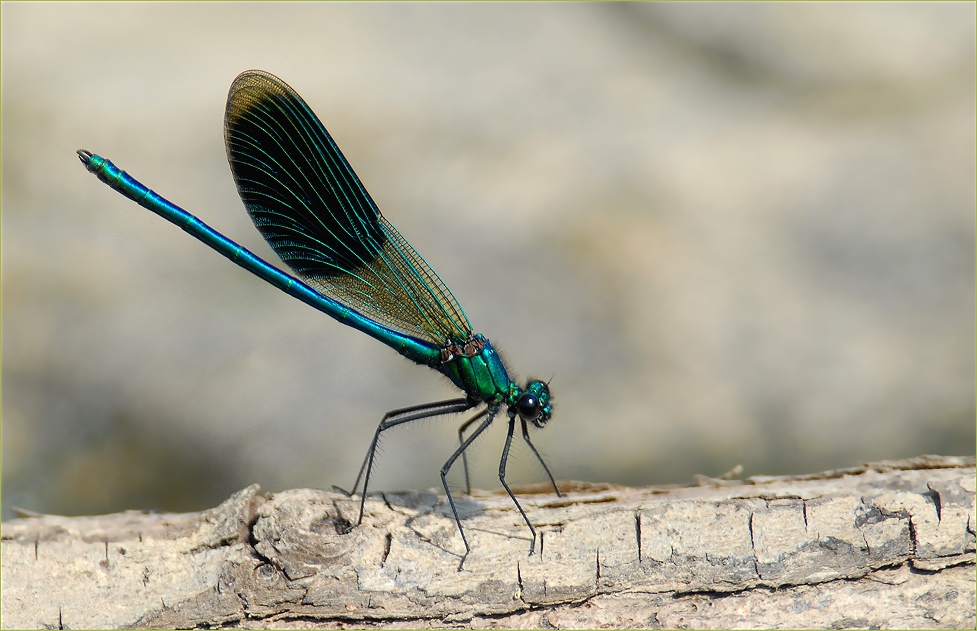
[{"xmin": 437, "ymin": 334, "xmax": 511, "ymax": 404}]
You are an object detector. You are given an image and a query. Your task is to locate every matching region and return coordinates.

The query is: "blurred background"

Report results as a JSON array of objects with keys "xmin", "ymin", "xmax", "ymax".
[{"xmin": 2, "ymin": 3, "xmax": 974, "ymax": 520}]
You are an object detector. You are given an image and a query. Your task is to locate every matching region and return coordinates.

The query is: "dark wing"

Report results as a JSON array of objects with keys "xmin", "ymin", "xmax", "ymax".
[{"xmin": 224, "ymin": 70, "xmax": 472, "ymax": 346}]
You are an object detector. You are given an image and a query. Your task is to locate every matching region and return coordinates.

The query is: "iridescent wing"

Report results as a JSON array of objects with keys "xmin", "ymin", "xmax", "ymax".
[{"xmin": 224, "ymin": 70, "xmax": 472, "ymax": 346}]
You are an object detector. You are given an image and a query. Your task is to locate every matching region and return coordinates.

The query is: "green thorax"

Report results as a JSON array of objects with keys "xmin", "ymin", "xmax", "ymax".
[{"xmin": 437, "ymin": 334, "xmax": 513, "ymax": 404}]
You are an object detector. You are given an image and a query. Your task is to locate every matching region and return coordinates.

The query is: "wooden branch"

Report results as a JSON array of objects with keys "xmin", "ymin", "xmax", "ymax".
[{"xmin": 2, "ymin": 455, "xmax": 974, "ymax": 629}]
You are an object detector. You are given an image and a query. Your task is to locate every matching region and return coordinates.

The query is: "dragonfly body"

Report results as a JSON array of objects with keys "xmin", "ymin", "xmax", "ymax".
[
  {"xmin": 79, "ymin": 150, "xmax": 519, "ymax": 407},
  {"xmin": 78, "ymin": 70, "xmax": 559, "ymax": 567}
]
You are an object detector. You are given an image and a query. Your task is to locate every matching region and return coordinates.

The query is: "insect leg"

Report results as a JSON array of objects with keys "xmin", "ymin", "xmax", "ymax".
[
  {"xmin": 500, "ymin": 415, "xmax": 537, "ymax": 556},
  {"xmin": 439, "ymin": 407, "xmax": 494, "ymax": 570},
  {"xmin": 456, "ymin": 412, "xmax": 486, "ymax": 495},
  {"xmin": 336, "ymin": 397, "xmax": 474, "ymax": 530},
  {"xmin": 520, "ymin": 417, "xmax": 562, "ymax": 497}
]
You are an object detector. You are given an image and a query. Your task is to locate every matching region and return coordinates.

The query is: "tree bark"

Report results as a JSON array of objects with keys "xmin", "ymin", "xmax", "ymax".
[{"xmin": 2, "ymin": 455, "xmax": 974, "ymax": 629}]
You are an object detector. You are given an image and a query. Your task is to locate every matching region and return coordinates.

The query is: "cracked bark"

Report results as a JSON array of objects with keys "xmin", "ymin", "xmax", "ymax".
[{"xmin": 2, "ymin": 455, "xmax": 974, "ymax": 629}]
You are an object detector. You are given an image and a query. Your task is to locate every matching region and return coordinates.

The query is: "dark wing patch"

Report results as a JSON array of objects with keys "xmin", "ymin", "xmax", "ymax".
[{"xmin": 224, "ymin": 70, "xmax": 472, "ymax": 344}]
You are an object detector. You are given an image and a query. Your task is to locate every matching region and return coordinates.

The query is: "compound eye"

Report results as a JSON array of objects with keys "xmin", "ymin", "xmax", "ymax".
[{"xmin": 516, "ymin": 393, "xmax": 542, "ymax": 421}]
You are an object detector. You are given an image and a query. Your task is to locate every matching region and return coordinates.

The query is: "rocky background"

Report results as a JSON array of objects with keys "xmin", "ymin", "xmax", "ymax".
[{"xmin": 3, "ymin": 3, "xmax": 974, "ymax": 519}]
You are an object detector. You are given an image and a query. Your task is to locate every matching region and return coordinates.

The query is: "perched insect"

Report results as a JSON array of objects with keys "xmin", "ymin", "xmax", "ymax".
[{"xmin": 78, "ymin": 70, "xmax": 560, "ymax": 566}]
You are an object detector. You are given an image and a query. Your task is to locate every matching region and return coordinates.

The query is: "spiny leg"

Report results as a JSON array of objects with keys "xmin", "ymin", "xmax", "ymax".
[
  {"xmin": 335, "ymin": 397, "xmax": 473, "ymax": 530},
  {"xmin": 345, "ymin": 398, "xmax": 472, "ymax": 496},
  {"xmin": 520, "ymin": 418, "xmax": 563, "ymax": 497},
  {"xmin": 499, "ymin": 416, "xmax": 537, "ymax": 556},
  {"xmin": 456, "ymin": 413, "xmax": 485, "ymax": 495},
  {"xmin": 439, "ymin": 407, "xmax": 495, "ymax": 570}
]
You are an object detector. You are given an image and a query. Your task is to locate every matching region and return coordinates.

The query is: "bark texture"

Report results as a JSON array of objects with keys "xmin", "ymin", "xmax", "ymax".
[{"xmin": 2, "ymin": 455, "xmax": 974, "ymax": 629}]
